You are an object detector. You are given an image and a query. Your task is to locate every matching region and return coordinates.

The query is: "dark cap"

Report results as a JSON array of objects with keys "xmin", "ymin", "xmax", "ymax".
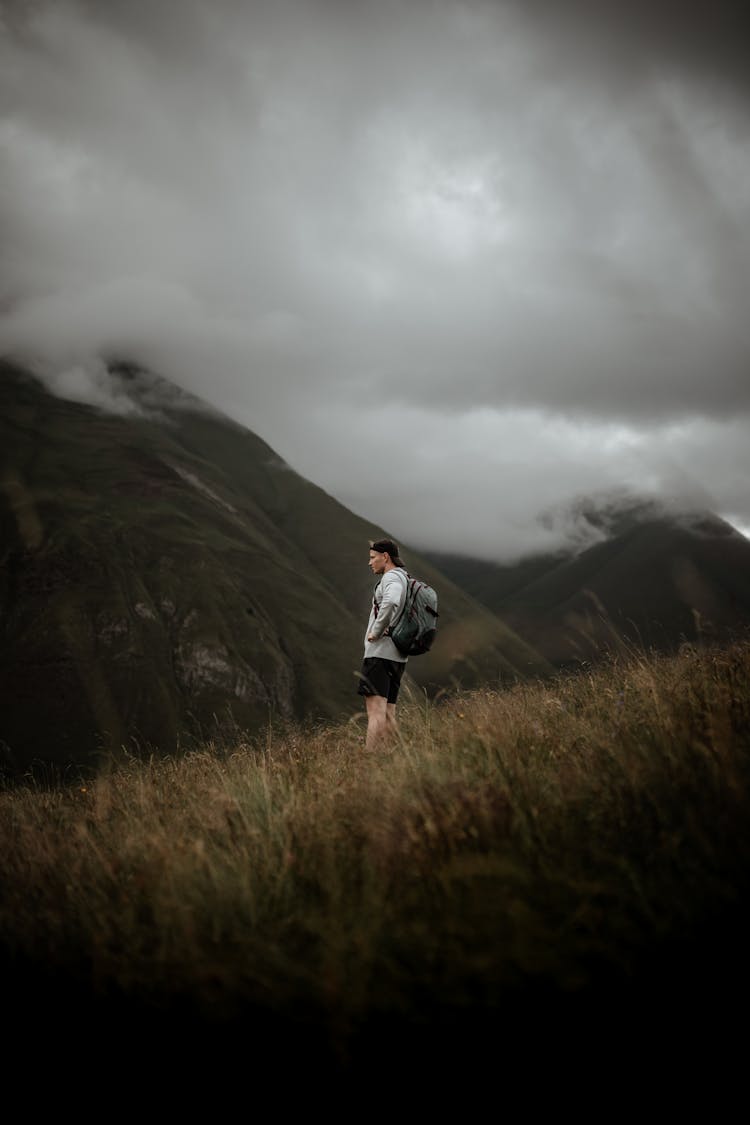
[{"xmin": 370, "ymin": 538, "xmax": 404, "ymax": 566}]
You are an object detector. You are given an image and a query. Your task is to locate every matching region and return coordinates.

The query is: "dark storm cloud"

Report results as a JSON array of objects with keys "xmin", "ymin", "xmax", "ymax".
[
  {"xmin": 1, "ymin": 0, "xmax": 749, "ymax": 556},
  {"xmin": 511, "ymin": 1, "xmax": 750, "ymax": 97}
]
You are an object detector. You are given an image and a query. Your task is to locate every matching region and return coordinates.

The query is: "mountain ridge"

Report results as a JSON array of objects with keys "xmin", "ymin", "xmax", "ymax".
[
  {"xmin": 0, "ymin": 359, "xmax": 550, "ymax": 777},
  {"xmin": 425, "ymin": 500, "xmax": 750, "ymax": 668}
]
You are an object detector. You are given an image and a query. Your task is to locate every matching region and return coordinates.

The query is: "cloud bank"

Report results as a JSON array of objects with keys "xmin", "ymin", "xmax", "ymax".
[{"xmin": 1, "ymin": 0, "xmax": 749, "ymax": 557}]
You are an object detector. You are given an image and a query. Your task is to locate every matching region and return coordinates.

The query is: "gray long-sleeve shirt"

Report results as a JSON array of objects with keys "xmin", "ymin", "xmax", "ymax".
[{"xmin": 364, "ymin": 568, "xmax": 408, "ymax": 662}]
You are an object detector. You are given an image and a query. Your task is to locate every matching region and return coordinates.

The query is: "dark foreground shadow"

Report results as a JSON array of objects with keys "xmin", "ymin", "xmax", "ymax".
[{"xmin": 2, "ymin": 922, "xmax": 746, "ymax": 1111}]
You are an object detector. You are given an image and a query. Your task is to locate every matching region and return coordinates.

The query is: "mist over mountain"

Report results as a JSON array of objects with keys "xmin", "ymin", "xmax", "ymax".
[
  {"xmin": 0, "ymin": 360, "xmax": 549, "ymax": 778},
  {"xmin": 2, "ymin": 0, "xmax": 749, "ymax": 564},
  {"xmin": 426, "ymin": 492, "xmax": 750, "ymax": 667}
]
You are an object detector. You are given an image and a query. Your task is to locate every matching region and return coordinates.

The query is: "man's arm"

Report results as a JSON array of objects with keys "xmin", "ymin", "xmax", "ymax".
[{"xmin": 367, "ymin": 571, "xmax": 406, "ymax": 641}]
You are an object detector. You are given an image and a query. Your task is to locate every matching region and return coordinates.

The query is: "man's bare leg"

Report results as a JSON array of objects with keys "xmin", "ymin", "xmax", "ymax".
[
  {"xmin": 365, "ymin": 694, "xmax": 389, "ymax": 751},
  {"xmin": 385, "ymin": 702, "xmax": 399, "ymax": 739}
]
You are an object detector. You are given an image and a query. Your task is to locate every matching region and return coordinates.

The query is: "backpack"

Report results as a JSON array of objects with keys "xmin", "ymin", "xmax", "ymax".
[{"xmin": 382, "ymin": 570, "xmax": 439, "ymax": 656}]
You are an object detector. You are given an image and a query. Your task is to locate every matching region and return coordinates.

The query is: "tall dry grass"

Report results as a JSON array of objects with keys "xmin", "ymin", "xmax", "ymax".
[{"xmin": 1, "ymin": 639, "xmax": 749, "ymax": 1070}]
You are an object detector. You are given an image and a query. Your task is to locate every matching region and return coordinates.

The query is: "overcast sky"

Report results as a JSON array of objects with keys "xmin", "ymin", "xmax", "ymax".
[{"xmin": 2, "ymin": 0, "xmax": 749, "ymax": 560}]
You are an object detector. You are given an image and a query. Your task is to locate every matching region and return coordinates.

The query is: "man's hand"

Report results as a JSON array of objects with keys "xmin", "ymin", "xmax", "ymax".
[{"xmin": 367, "ymin": 633, "xmax": 378, "ymax": 642}]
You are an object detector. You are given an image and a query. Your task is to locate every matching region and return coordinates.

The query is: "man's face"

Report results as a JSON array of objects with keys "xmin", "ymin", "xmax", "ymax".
[{"xmin": 369, "ymin": 549, "xmax": 388, "ymax": 575}]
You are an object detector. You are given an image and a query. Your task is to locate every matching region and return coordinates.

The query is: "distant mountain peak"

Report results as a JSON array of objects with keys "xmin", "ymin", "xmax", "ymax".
[
  {"xmin": 105, "ymin": 360, "xmax": 224, "ymax": 418},
  {"xmin": 427, "ymin": 487, "xmax": 750, "ymax": 670},
  {"xmin": 1, "ymin": 353, "xmax": 221, "ymax": 423},
  {"xmin": 537, "ymin": 487, "xmax": 731, "ymax": 556}
]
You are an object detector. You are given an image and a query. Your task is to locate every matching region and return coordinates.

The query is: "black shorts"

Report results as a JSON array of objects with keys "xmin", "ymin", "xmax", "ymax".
[{"xmin": 357, "ymin": 657, "xmax": 406, "ymax": 703}]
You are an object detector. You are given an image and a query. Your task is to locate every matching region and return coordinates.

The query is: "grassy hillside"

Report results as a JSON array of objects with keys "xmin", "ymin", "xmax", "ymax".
[
  {"xmin": 0, "ymin": 361, "xmax": 549, "ymax": 776},
  {"xmin": 1, "ymin": 639, "xmax": 748, "ymax": 1082}
]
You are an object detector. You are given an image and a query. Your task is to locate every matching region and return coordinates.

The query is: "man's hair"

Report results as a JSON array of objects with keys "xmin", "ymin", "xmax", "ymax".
[{"xmin": 370, "ymin": 538, "xmax": 405, "ymax": 567}]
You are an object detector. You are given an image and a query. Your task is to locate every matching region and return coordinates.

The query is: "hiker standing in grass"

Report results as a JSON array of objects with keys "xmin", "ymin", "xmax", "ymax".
[{"xmin": 358, "ymin": 538, "xmax": 408, "ymax": 751}]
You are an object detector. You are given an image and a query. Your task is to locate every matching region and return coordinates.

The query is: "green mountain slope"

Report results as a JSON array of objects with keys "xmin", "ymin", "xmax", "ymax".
[
  {"xmin": 0, "ymin": 361, "xmax": 549, "ymax": 775},
  {"xmin": 426, "ymin": 504, "xmax": 750, "ymax": 667}
]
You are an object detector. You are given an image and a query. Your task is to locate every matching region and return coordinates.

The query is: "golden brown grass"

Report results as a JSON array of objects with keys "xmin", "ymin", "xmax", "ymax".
[{"xmin": 2, "ymin": 640, "xmax": 749, "ymax": 1072}]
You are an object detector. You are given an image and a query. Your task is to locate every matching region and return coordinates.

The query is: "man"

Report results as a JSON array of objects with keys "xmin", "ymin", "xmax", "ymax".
[{"xmin": 358, "ymin": 538, "xmax": 408, "ymax": 751}]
